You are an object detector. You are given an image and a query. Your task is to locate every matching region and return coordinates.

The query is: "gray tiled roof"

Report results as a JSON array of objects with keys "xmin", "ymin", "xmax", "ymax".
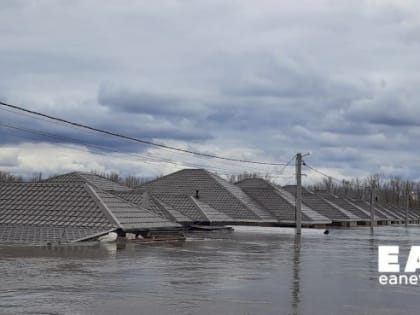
[
  {"xmin": 137, "ymin": 169, "xmax": 273, "ymax": 222},
  {"xmin": 89, "ymin": 187, "xmax": 180, "ymax": 231},
  {"xmin": 152, "ymin": 193, "xmax": 208, "ymax": 222},
  {"xmin": 385, "ymin": 204, "xmax": 418, "ymax": 220},
  {"xmin": 346, "ymin": 199, "xmax": 388, "ymax": 220},
  {"xmin": 151, "ymin": 197, "xmax": 194, "ymax": 223},
  {"xmin": 283, "ymin": 185, "xmax": 354, "ymax": 222},
  {"xmin": 110, "ymin": 191, "xmax": 193, "ymax": 224},
  {"xmin": 0, "ymin": 183, "xmax": 114, "ymax": 229},
  {"xmin": 47, "ymin": 172, "xmax": 132, "ymax": 192},
  {"xmin": 0, "ymin": 181, "xmax": 179, "ymax": 244},
  {"xmin": 210, "ymin": 174, "xmax": 276, "ymax": 221},
  {"xmin": 0, "ymin": 182, "xmax": 116, "ymax": 244},
  {"xmin": 375, "ymin": 204, "xmax": 404, "ymax": 220},
  {"xmin": 316, "ymin": 192, "xmax": 370, "ymax": 221},
  {"xmin": 191, "ymin": 198, "xmax": 233, "ymax": 222},
  {"xmin": 237, "ymin": 179, "xmax": 330, "ymax": 224},
  {"xmin": 0, "ymin": 224, "xmax": 111, "ymax": 244}
]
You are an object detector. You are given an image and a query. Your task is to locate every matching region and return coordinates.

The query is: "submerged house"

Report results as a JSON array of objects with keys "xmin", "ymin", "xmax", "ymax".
[
  {"xmin": 132, "ymin": 169, "xmax": 279, "ymax": 225},
  {"xmin": 283, "ymin": 185, "xmax": 363, "ymax": 226},
  {"xmin": 0, "ymin": 174, "xmax": 182, "ymax": 245},
  {"xmin": 236, "ymin": 178, "xmax": 331, "ymax": 226},
  {"xmin": 113, "ymin": 191, "xmax": 232, "ymax": 225}
]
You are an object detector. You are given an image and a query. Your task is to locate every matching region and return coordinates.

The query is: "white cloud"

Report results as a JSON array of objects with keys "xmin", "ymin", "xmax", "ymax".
[{"xmin": 1, "ymin": 0, "xmax": 420, "ymax": 181}]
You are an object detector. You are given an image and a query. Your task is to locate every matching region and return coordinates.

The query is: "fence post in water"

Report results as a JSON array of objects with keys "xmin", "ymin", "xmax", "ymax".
[
  {"xmin": 370, "ymin": 180, "xmax": 376, "ymax": 232},
  {"xmin": 296, "ymin": 153, "xmax": 302, "ymax": 235}
]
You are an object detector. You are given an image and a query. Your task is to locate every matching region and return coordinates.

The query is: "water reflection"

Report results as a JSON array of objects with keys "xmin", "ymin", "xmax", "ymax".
[
  {"xmin": 292, "ymin": 234, "xmax": 301, "ymax": 315},
  {"xmin": 1, "ymin": 226, "xmax": 420, "ymax": 315}
]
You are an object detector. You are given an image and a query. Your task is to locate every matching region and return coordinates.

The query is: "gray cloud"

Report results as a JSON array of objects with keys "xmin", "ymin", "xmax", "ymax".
[{"xmin": 1, "ymin": 0, "xmax": 420, "ymax": 181}]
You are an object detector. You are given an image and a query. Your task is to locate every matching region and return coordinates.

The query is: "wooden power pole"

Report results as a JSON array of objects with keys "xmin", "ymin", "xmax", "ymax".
[
  {"xmin": 296, "ymin": 153, "xmax": 302, "ymax": 235},
  {"xmin": 370, "ymin": 180, "xmax": 376, "ymax": 232},
  {"xmin": 405, "ymin": 182, "xmax": 409, "ymax": 228}
]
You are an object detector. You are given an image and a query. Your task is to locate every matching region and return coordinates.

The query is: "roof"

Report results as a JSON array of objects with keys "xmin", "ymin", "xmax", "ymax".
[
  {"xmin": 137, "ymin": 169, "xmax": 275, "ymax": 222},
  {"xmin": 283, "ymin": 185, "xmax": 358, "ymax": 222},
  {"xmin": 89, "ymin": 187, "xmax": 180, "ymax": 231},
  {"xmin": 0, "ymin": 182, "xmax": 115, "ymax": 244},
  {"xmin": 0, "ymin": 182, "xmax": 179, "ymax": 244},
  {"xmin": 47, "ymin": 172, "xmax": 132, "ymax": 192},
  {"xmin": 152, "ymin": 193, "xmax": 207, "ymax": 221},
  {"xmin": 236, "ymin": 178, "xmax": 331, "ymax": 224},
  {"xmin": 0, "ymin": 225, "xmax": 112, "ymax": 244},
  {"xmin": 316, "ymin": 192, "xmax": 371, "ymax": 221},
  {"xmin": 346, "ymin": 199, "xmax": 389, "ymax": 220},
  {"xmin": 114, "ymin": 190, "xmax": 233, "ymax": 223}
]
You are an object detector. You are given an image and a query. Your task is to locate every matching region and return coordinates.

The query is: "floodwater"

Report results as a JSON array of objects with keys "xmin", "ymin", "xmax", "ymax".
[{"xmin": 1, "ymin": 226, "xmax": 420, "ymax": 315}]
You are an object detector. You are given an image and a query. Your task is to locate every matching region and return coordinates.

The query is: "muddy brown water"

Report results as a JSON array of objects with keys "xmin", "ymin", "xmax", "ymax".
[{"xmin": 1, "ymin": 226, "xmax": 419, "ymax": 315}]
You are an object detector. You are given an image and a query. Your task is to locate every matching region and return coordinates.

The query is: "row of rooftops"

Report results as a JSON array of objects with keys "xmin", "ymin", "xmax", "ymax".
[{"xmin": 0, "ymin": 168, "xmax": 419, "ymax": 244}]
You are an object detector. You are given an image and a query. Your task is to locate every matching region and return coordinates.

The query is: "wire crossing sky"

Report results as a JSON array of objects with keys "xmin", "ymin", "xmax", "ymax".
[{"xmin": 0, "ymin": 1, "xmax": 420, "ymax": 182}]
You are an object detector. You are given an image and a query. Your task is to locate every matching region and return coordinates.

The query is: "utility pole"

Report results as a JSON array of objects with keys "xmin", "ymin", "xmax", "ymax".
[
  {"xmin": 296, "ymin": 153, "xmax": 302, "ymax": 235},
  {"xmin": 328, "ymin": 176, "xmax": 332, "ymax": 193},
  {"xmin": 405, "ymin": 182, "xmax": 409, "ymax": 228},
  {"xmin": 370, "ymin": 180, "xmax": 376, "ymax": 232}
]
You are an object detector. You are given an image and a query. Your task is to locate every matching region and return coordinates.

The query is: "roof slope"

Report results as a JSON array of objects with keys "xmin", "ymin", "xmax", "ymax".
[
  {"xmin": 152, "ymin": 193, "xmax": 208, "ymax": 221},
  {"xmin": 346, "ymin": 199, "xmax": 389, "ymax": 220},
  {"xmin": 283, "ymin": 186, "xmax": 355, "ymax": 222},
  {"xmin": 236, "ymin": 178, "xmax": 330, "ymax": 224},
  {"xmin": 47, "ymin": 172, "xmax": 132, "ymax": 192},
  {"xmin": 191, "ymin": 198, "xmax": 233, "ymax": 222},
  {"xmin": 89, "ymin": 187, "xmax": 180, "ymax": 231},
  {"xmin": 137, "ymin": 169, "xmax": 274, "ymax": 222},
  {"xmin": 317, "ymin": 192, "xmax": 370, "ymax": 220},
  {"xmin": 110, "ymin": 191, "xmax": 193, "ymax": 224},
  {"xmin": 0, "ymin": 182, "xmax": 179, "ymax": 244},
  {"xmin": 0, "ymin": 182, "xmax": 116, "ymax": 244}
]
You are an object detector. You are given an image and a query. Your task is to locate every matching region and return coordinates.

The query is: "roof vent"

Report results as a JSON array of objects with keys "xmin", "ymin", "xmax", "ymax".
[{"xmin": 195, "ymin": 189, "xmax": 200, "ymax": 199}]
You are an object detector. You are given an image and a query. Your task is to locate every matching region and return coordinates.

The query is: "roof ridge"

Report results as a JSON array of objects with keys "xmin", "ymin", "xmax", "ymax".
[
  {"xmin": 151, "ymin": 196, "xmax": 192, "ymax": 222},
  {"xmin": 84, "ymin": 184, "xmax": 122, "ymax": 228},
  {"xmin": 93, "ymin": 186, "xmax": 167, "ymax": 220},
  {"xmin": 209, "ymin": 173, "xmax": 268, "ymax": 220},
  {"xmin": 136, "ymin": 168, "xmax": 204, "ymax": 190}
]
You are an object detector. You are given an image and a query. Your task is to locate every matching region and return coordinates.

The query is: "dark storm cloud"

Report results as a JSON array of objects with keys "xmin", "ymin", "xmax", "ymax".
[
  {"xmin": 1, "ymin": 0, "xmax": 420, "ymax": 180},
  {"xmin": 97, "ymin": 84, "xmax": 204, "ymax": 118}
]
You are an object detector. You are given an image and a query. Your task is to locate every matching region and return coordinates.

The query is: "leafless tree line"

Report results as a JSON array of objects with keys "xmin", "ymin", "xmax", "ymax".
[
  {"xmin": 309, "ymin": 174, "xmax": 420, "ymax": 210},
  {"xmin": 0, "ymin": 170, "xmax": 155, "ymax": 188},
  {"xmin": 2, "ymin": 169, "xmax": 420, "ymax": 210}
]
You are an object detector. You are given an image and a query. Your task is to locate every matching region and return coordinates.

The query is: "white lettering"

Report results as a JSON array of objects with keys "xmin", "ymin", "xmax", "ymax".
[
  {"xmin": 378, "ymin": 246, "xmax": 400, "ymax": 272},
  {"xmin": 405, "ymin": 246, "xmax": 420, "ymax": 273},
  {"xmin": 378, "ymin": 275, "xmax": 388, "ymax": 285},
  {"xmin": 409, "ymin": 275, "xmax": 419, "ymax": 285}
]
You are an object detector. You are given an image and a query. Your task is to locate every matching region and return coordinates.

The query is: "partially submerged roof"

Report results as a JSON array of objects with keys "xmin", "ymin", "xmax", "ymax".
[
  {"xmin": 114, "ymin": 190, "xmax": 233, "ymax": 224},
  {"xmin": 345, "ymin": 199, "xmax": 389, "ymax": 220},
  {"xmin": 137, "ymin": 169, "xmax": 276, "ymax": 222},
  {"xmin": 47, "ymin": 172, "xmax": 132, "ymax": 192},
  {"xmin": 283, "ymin": 185, "xmax": 360, "ymax": 222},
  {"xmin": 0, "ymin": 182, "xmax": 115, "ymax": 244},
  {"xmin": 89, "ymin": 188, "xmax": 179, "ymax": 231},
  {"xmin": 113, "ymin": 191, "xmax": 194, "ymax": 224},
  {"xmin": 0, "ymin": 182, "xmax": 179, "ymax": 245},
  {"xmin": 316, "ymin": 192, "xmax": 371, "ymax": 221},
  {"xmin": 236, "ymin": 178, "xmax": 331, "ymax": 224}
]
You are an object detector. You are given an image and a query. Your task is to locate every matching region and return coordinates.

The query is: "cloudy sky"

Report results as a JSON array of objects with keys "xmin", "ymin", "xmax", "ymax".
[{"xmin": 1, "ymin": 0, "xmax": 420, "ymax": 183}]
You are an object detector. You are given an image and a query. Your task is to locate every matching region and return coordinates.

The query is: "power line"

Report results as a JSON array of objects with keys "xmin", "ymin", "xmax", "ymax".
[
  {"xmin": 0, "ymin": 101, "xmax": 287, "ymax": 166},
  {"xmin": 0, "ymin": 122, "xmax": 285, "ymax": 176},
  {"xmin": 277, "ymin": 154, "xmax": 296, "ymax": 174},
  {"xmin": 303, "ymin": 162, "xmax": 341, "ymax": 183}
]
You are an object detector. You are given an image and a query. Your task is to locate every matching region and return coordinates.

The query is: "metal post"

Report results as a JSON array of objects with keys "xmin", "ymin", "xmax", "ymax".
[
  {"xmin": 370, "ymin": 180, "xmax": 376, "ymax": 232},
  {"xmin": 405, "ymin": 182, "xmax": 409, "ymax": 228},
  {"xmin": 328, "ymin": 176, "xmax": 332, "ymax": 193},
  {"xmin": 296, "ymin": 153, "xmax": 302, "ymax": 235}
]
